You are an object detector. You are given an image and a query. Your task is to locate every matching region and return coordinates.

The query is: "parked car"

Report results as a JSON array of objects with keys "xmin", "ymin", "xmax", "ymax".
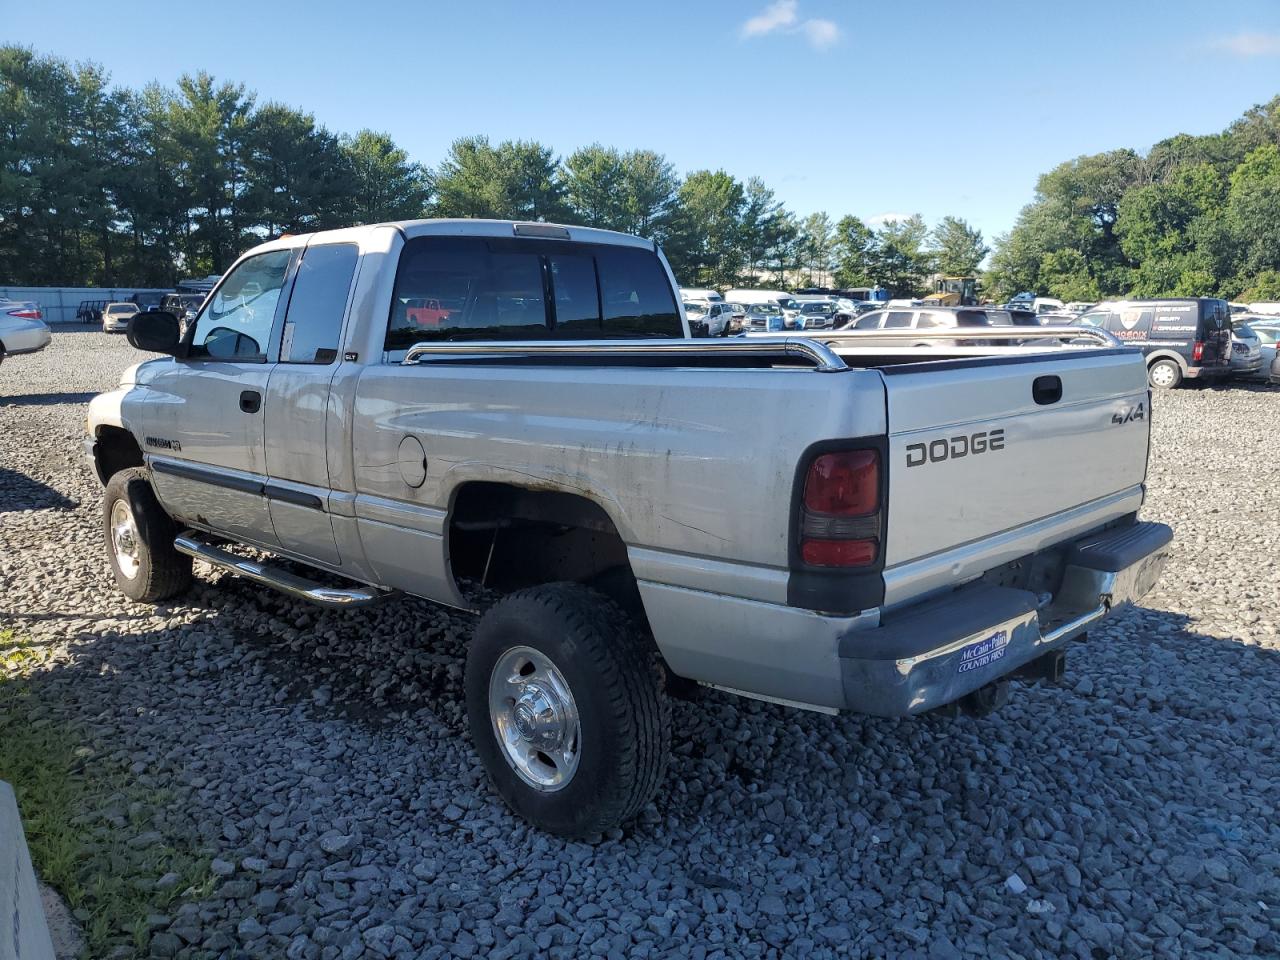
[
  {"xmin": 719, "ymin": 302, "xmax": 747, "ymax": 335},
  {"xmin": 740, "ymin": 301, "xmax": 787, "ymax": 332},
  {"xmin": 1243, "ymin": 320, "xmax": 1280, "ymax": 383},
  {"xmin": 102, "ymin": 302, "xmax": 141, "ymax": 333},
  {"xmin": 1064, "ymin": 301, "xmax": 1096, "ymax": 316},
  {"xmin": 1229, "ymin": 322, "xmax": 1263, "ymax": 378},
  {"xmin": 1005, "ymin": 297, "xmax": 1066, "ymax": 316},
  {"xmin": 679, "ymin": 287, "xmax": 722, "ymax": 304},
  {"xmin": 0, "ymin": 299, "xmax": 51, "ymax": 363},
  {"xmin": 837, "ymin": 305, "xmax": 994, "ymax": 346},
  {"xmin": 161, "ymin": 293, "xmax": 206, "ymax": 326},
  {"xmin": 686, "ymin": 300, "xmax": 741, "ymax": 336},
  {"xmin": 795, "ymin": 300, "xmax": 841, "ymax": 330},
  {"xmin": 1076, "ymin": 298, "xmax": 1233, "ymax": 389},
  {"xmin": 85, "ymin": 218, "xmax": 1171, "ymax": 838}
]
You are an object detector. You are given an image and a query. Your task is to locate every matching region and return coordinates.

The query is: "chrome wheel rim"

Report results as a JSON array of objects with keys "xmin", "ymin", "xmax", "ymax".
[
  {"xmin": 1150, "ymin": 363, "xmax": 1176, "ymax": 387},
  {"xmin": 110, "ymin": 499, "xmax": 141, "ymax": 579},
  {"xmin": 488, "ymin": 645, "xmax": 581, "ymax": 792}
]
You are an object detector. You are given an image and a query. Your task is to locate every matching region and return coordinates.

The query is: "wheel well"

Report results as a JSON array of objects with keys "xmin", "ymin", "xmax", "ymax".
[
  {"xmin": 447, "ymin": 482, "xmax": 644, "ymax": 617},
  {"xmin": 1146, "ymin": 352, "xmax": 1186, "ymax": 370},
  {"xmin": 92, "ymin": 426, "xmax": 144, "ymax": 484}
]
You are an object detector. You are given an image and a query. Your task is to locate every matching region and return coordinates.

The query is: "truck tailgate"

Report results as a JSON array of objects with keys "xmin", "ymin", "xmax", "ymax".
[{"xmin": 880, "ymin": 350, "xmax": 1149, "ymax": 568}]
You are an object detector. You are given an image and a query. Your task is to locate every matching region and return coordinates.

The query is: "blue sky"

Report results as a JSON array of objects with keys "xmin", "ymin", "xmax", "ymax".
[{"xmin": 7, "ymin": 0, "xmax": 1280, "ymax": 241}]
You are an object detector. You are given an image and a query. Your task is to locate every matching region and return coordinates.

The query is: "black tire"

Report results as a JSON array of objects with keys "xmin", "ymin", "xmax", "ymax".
[
  {"xmin": 465, "ymin": 582, "xmax": 671, "ymax": 838},
  {"xmin": 103, "ymin": 467, "xmax": 192, "ymax": 602},
  {"xmin": 1148, "ymin": 358, "xmax": 1182, "ymax": 389}
]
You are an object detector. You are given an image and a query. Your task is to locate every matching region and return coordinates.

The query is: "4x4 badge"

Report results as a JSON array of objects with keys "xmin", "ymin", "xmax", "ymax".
[{"xmin": 1111, "ymin": 402, "xmax": 1145, "ymax": 425}]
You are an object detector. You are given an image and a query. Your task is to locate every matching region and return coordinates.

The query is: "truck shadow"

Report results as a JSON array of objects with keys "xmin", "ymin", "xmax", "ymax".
[
  {"xmin": 0, "ymin": 468, "xmax": 77, "ymax": 512},
  {"xmin": 0, "ymin": 392, "xmax": 96, "ymax": 406},
  {"xmin": 7, "ymin": 590, "xmax": 1276, "ymax": 955}
]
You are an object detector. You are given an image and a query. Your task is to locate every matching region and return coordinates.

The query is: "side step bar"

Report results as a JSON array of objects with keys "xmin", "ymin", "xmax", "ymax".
[{"xmin": 174, "ymin": 532, "xmax": 391, "ymax": 609}]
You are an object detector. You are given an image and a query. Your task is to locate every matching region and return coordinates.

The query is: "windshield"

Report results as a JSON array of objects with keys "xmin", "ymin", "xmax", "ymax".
[
  {"xmin": 746, "ymin": 303, "xmax": 778, "ymax": 315},
  {"xmin": 1252, "ymin": 326, "xmax": 1278, "ymax": 344},
  {"xmin": 801, "ymin": 303, "xmax": 833, "ymax": 315},
  {"xmin": 683, "ymin": 302, "xmax": 707, "ymax": 316}
]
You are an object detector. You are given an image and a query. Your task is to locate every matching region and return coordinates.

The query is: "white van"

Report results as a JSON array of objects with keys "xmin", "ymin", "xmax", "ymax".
[{"xmin": 680, "ymin": 287, "xmax": 723, "ymax": 303}]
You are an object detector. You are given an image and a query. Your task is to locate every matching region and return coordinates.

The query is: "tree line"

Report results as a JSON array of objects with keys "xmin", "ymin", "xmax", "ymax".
[
  {"xmin": 0, "ymin": 46, "xmax": 986, "ymax": 294},
  {"xmin": 987, "ymin": 95, "xmax": 1280, "ymax": 303}
]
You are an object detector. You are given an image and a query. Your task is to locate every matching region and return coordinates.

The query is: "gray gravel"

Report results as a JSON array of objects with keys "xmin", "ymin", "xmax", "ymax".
[{"xmin": 3, "ymin": 326, "xmax": 1279, "ymax": 959}]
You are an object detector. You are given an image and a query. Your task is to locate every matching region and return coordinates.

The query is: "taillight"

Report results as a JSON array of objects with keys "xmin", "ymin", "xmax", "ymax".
[
  {"xmin": 799, "ymin": 449, "xmax": 881, "ymax": 567},
  {"xmin": 6, "ymin": 308, "xmax": 41, "ymax": 320},
  {"xmin": 1192, "ymin": 341, "xmax": 1204, "ymax": 362}
]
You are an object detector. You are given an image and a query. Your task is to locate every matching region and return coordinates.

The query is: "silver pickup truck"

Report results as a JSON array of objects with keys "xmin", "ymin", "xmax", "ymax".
[{"xmin": 85, "ymin": 220, "xmax": 1172, "ymax": 837}]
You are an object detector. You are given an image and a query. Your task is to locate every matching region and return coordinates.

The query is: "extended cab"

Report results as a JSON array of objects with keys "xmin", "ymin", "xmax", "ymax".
[{"xmin": 85, "ymin": 220, "xmax": 1172, "ymax": 837}]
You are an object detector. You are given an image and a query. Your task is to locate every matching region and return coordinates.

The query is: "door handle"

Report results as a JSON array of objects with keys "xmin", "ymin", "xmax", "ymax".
[
  {"xmin": 239, "ymin": 390, "xmax": 261, "ymax": 413},
  {"xmin": 1032, "ymin": 375, "xmax": 1062, "ymax": 405}
]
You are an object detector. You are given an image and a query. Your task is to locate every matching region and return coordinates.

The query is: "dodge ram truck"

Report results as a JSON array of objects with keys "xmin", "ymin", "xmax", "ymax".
[{"xmin": 84, "ymin": 219, "xmax": 1172, "ymax": 837}]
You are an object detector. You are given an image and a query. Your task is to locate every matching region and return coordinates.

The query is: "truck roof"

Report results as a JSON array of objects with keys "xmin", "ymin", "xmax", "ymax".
[{"xmin": 250, "ymin": 219, "xmax": 656, "ymax": 254}]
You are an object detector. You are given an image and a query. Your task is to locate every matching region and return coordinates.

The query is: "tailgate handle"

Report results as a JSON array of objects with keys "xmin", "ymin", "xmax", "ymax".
[{"xmin": 1032, "ymin": 375, "xmax": 1062, "ymax": 405}]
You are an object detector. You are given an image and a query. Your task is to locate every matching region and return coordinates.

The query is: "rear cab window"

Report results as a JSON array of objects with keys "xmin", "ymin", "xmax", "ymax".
[
  {"xmin": 281, "ymin": 243, "xmax": 359, "ymax": 364},
  {"xmin": 385, "ymin": 236, "xmax": 681, "ymax": 353}
]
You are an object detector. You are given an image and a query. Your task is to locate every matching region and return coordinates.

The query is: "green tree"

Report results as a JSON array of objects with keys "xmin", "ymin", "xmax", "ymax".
[
  {"xmin": 1226, "ymin": 144, "xmax": 1280, "ymax": 281},
  {"xmin": 868, "ymin": 215, "xmax": 932, "ymax": 296},
  {"xmin": 342, "ymin": 130, "xmax": 431, "ymax": 224},
  {"xmin": 798, "ymin": 212, "xmax": 835, "ymax": 286},
  {"xmin": 663, "ymin": 170, "xmax": 744, "ymax": 288},
  {"xmin": 244, "ymin": 103, "xmax": 351, "ymax": 235},
  {"xmin": 929, "ymin": 216, "xmax": 988, "ymax": 276},
  {"xmin": 433, "ymin": 136, "xmax": 566, "ymax": 222},
  {"xmin": 832, "ymin": 215, "xmax": 876, "ymax": 288}
]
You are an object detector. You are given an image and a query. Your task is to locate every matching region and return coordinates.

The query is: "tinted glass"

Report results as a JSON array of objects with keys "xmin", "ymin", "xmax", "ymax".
[
  {"xmin": 189, "ymin": 249, "xmax": 292, "ymax": 360},
  {"xmin": 916, "ymin": 311, "xmax": 948, "ymax": 328},
  {"xmin": 884, "ymin": 311, "xmax": 913, "ymax": 328},
  {"xmin": 386, "ymin": 237, "xmax": 547, "ymax": 348},
  {"xmin": 854, "ymin": 311, "xmax": 883, "ymax": 329},
  {"xmin": 956, "ymin": 311, "xmax": 991, "ymax": 327},
  {"xmin": 596, "ymin": 246, "xmax": 680, "ymax": 337},
  {"xmin": 282, "ymin": 243, "xmax": 359, "ymax": 363},
  {"xmin": 548, "ymin": 253, "xmax": 601, "ymax": 335}
]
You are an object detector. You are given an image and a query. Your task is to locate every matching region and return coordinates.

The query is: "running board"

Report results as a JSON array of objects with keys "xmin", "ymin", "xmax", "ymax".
[{"xmin": 174, "ymin": 532, "xmax": 391, "ymax": 609}]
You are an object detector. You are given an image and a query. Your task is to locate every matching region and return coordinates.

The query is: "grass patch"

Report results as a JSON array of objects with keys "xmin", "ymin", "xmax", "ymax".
[{"xmin": 0, "ymin": 635, "xmax": 214, "ymax": 957}]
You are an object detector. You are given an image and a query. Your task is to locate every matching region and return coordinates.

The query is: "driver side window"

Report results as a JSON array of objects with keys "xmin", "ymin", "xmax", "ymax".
[{"xmin": 188, "ymin": 249, "xmax": 293, "ymax": 361}]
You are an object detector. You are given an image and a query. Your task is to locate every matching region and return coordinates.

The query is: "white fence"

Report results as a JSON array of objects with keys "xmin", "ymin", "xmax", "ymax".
[
  {"xmin": 0, "ymin": 287, "xmax": 172, "ymax": 324},
  {"xmin": 0, "ymin": 782, "xmax": 55, "ymax": 960}
]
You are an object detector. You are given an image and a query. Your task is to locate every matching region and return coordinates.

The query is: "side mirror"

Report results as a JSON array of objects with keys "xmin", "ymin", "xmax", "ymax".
[{"xmin": 127, "ymin": 311, "xmax": 181, "ymax": 355}]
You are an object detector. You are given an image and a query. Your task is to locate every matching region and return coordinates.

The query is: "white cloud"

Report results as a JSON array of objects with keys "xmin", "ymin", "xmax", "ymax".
[
  {"xmin": 741, "ymin": 1, "xmax": 841, "ymax": 50},
  {"xmin": 1213, "ymin": 31, "xmax": 1280, "ymax": 57},
  {"xmin": 742, "ymin": 0, "xmax": 798, "ymax": 37},
  {"xmin": 866, "ymin": 212, "xmax": 912, "ymax": 228},
  {"xmin": 801, "ymin": 19, "xmax": 841, "ymax": 49}
]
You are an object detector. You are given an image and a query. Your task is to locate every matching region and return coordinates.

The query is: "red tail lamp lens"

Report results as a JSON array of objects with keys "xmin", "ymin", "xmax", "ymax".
[{"xmin": 803, "ymin": 450, "xmax": 879, "ymax": 516}]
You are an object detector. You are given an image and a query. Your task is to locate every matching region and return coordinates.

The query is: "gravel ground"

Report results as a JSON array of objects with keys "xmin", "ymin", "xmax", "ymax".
[{"xmin": 2, "ymin": 326, "xmax": 1279, "ymax": 959}]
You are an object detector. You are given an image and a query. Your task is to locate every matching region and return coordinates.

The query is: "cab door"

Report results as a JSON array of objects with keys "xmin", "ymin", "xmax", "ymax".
[
  {"xmin": 134, "ymin": 247, "xmax": 295, "ymax": 545},
  {"xmin": 262, "ymin": 241, "xmax": 361, "ymax": 567}
]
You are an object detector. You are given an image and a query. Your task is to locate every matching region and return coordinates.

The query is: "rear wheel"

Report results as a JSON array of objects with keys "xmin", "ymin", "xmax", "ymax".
[
  {"xmin": 1148, "ymin": 359, "xmax": 1182, "ymax": 389},
  {"xmin": 103, "ymin": 468, "xmax": 192, "ymax": 602},
  {"xmin": 465, "ymin": 583, "xmax": 670, "ymax": 838}
]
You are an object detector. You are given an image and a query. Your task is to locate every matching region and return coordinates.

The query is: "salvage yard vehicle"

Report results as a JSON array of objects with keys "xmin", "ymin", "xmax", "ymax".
[
  {"xmin": 1077, "ymin": 298, "xmax": 1232, "ymax": 389},
  {"xmin": 102, "ymin": 301, "xmax": 140, "ymax": 333},
  {"xmin": 84, "ymin": 219, "xmax": 1172, "ymax": 837},
  {"xmin": 0, "ymin": 300, "xmax": 51, "ymax": 363}
]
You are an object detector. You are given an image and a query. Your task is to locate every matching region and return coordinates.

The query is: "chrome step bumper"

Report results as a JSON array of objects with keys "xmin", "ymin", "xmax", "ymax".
[
  {"xmin": 839, "ymin": 521, "xmax": 1173, "ymax": 716},
  {"xmin": 174, "ymin": 532, "xmax": 390, "ymax": 609}
]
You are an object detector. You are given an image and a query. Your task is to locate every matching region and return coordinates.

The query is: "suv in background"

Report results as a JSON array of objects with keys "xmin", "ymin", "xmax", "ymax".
[{"xmin": 1078, "ymin": 298, "xmax": 1232, "ymax": 388}]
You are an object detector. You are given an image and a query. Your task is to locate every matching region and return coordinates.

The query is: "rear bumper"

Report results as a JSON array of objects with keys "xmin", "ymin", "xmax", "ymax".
[
  {"xmin": 839, "ymin": 521, "xmax": 1172, "ymax": 716},
  {"xmin": 1183, "ymin": 365, "xmax": 1229, "ymax": 380},
  {"xmin": 639, "ymin": 519, "xmax": 1172, "ymax": 715}
]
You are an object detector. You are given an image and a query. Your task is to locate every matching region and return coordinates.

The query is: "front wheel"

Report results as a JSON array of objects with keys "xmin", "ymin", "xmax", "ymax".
[
  {"xmin": 465, "ymin": 583, "xmax": 671, "ymax": 838},
  {"xmin": 1148, "ymin": 359, "xmax": 1182, "ymax": 389},
  {"xmin": 103, "ymin": 467, "xmax": 192, "ymax": 602}
]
